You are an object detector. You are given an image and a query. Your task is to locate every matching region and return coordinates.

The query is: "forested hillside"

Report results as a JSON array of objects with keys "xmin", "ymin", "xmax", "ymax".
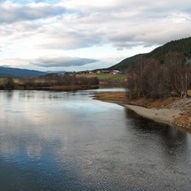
[{"xmin": 110, "ymin": 37, "xmax": 191, "ymax": 71}]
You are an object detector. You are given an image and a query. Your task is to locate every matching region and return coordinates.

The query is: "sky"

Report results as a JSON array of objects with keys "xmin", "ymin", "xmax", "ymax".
[{"xmin": 0, "ymin": 0, "xmax": 190, "ymax": 72}]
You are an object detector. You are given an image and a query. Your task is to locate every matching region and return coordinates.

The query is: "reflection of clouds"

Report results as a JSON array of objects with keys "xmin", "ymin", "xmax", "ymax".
[
  {"xmin": 63, "ymin": 101, "xmax": 119, "ymax": 113},
  {"xmin": 0, "ymin": 90, "xmax": 124, "ymax": 163},
  {"xmin": 1, "ymin": 90, "xmax": 191, "ymax": 190},
  {"xmin": 26, "ymin": 141, "xmax": 42, "ymax": 159},
  {"xmin": 0, "ymin": 135, "xmax": 43, "ymax": 159},
  {"xmin": 0, "ymin": 136, "xmax": 19, "ymax": 156},
  {"xmin": 0, "ymin": 88, "xmax": 135, "ymax": 191}
]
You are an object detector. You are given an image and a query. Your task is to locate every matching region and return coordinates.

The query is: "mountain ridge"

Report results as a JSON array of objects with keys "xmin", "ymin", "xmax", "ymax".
[{"xmin": 0, "ymin": 66, "xmax": 47, "ymax": 77}]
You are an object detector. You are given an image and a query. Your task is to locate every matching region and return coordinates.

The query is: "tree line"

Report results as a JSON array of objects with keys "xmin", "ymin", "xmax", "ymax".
[{"xmin": 127, "ymin": 52, "xmax": 191, "ymax": 99}]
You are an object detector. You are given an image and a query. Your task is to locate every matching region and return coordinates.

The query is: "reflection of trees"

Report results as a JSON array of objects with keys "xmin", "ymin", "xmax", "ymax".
[
  {"xmin": 5, "ymin": 90, "xmax": 14, "ymax": 100},
  {"xmin": 124, "ymin": 108, "xmax": 188, "ymax": 161},
  {"xmin": 125, "ymin": 108, "xmax": 170, "ymax": 132}
]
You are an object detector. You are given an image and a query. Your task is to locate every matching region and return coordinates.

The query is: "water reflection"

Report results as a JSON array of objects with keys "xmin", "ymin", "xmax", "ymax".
[
  {"xmin": 0, "ymin": 90, "xmax": 191, "ymax": 191},
  {"xmin": 125, "ymin": 109, "xmax": 189, "ymax": 168}
]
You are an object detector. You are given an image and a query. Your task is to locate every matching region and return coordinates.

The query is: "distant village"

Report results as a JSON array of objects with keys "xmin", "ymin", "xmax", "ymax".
[{"xmin": 70, "ymin": 69, "xmax": 121, "ymax": 75}]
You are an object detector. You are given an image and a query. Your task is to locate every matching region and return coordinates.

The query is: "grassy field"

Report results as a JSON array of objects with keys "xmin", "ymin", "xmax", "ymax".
[
  {"xmin": 76, "ymin": 73, "xmax": 128, "ymax": 81},
  {"xmin": 0, "ymin": 78, "xmax": 24, "ymax": 85},
  {"xmin": 96, "ymin": 74, "xmax": 128, "ymax": 81},
  {"xmin": 76, "ymin": 73, "xmax": 128, "ymax": 87}
]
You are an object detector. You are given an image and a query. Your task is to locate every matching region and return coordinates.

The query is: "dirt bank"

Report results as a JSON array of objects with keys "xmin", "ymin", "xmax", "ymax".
[
  {"xmin": 124, "ymin": 104, "xmax": 180, "ymax": 126},
  {"xmin": 93, "ymin": 92, "xmax": 191, "ymax": 129}
]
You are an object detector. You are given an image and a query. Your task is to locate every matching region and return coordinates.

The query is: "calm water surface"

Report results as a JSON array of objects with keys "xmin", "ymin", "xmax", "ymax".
[{"xmin": 0, "ymin": 89, "xmax": 191, "ymax": 191}]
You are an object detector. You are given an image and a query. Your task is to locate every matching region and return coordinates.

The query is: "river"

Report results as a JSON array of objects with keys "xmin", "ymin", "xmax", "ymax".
[{"xmin": 0, "ymin": 89, "xmax": 191, "ymax": 191}]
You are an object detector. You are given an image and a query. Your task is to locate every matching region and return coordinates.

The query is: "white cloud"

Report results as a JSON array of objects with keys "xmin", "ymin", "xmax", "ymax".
[{"xmin": 0, "ymin": 0, "xmax": 190, "ymax": 71}]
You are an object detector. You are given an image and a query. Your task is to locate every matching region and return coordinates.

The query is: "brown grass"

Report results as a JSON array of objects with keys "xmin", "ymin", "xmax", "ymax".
[
  {"xmin": 93, "ymin": 92, "xmax": 128, "ymax": 103},
  {"xmin": 94, "ymin": 92, "xmax": 180, "ymax": 108},
  {"xmin": 95, "ymin": 91, "xmax": 191, "ymax": 130},
  {"xmin": 173, "ymin": 114, "xmax": 191, "ymax": 129}
]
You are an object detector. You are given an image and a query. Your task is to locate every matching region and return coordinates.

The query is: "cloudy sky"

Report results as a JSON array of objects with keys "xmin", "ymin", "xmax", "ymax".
[{"xmin": 0, "ymin": 0, "xmax": 190, "ymax": 72}]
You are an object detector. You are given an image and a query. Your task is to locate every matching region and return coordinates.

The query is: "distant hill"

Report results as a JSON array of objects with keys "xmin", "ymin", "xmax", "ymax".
[
  {"xmin": 109, "ymin": 36, "xmax": 191, "ymax": 70},
  {"xmin": 0, "ymin": 66, "xmax": 47, "ymax": 77},
  {"xmin": 109, "ymin": 54, "xmax": 143, "ymax": 70}
]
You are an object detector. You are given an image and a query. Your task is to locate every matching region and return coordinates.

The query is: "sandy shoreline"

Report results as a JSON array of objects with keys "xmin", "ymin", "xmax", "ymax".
[
  {"xmin": 124, "ymin": 104, "xmax": 180, "ymax": 126},
  {"xmin": 93, "ymin": 91, "xmax": 191, "ymax": 129}
]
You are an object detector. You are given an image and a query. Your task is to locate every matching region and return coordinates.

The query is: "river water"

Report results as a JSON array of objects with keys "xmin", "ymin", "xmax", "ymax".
[{"xmin": 0, "ymin": 89, "xmax": 191, "ymax": 191}]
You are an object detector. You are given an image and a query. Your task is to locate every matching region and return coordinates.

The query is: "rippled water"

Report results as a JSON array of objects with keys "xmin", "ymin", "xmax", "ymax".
[{"xmin": 0, "ymin": 89, "xmax": 191, "ymax": 191}]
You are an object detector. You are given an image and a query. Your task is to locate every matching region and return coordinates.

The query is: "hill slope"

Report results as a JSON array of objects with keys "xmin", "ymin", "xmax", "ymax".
[
  {"xmin": 0, "ymin": 67, "xmax": 47, "ymax": 77},
  {"xmin": 109, "ymin": 54, "xmax": 143, "ymax": 70},
  {"xmin": 110, "ymin": 36, "xmax": 191, "ymax": 70}
]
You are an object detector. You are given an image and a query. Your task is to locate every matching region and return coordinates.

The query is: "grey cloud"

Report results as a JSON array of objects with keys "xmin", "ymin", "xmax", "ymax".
[
  {"xmin": 40, "ymin": 12, "xmax": 191, "ymax": 50},
  {"xmin": 32, "ymin": 57, "xmax": 98, "ymax": 67},
  {"xmin": 40, "ymin": 31, "xmax": 102, "ymax": 50},
  {"xmin": 0, "ymin": 2, "xmax": 68, "ymax": 23},
  {"xmin": 0, "ymin": 0, "xmax": 191, "ymax": 52},
  {"xmin": 61, "ymin": 0, "xmax": 191, "ymax": 49}
]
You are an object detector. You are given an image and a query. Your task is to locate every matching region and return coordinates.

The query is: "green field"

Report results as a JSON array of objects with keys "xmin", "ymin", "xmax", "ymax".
[
  {"xmin": 96, "ymin": 74, "xmax": 128, "ymax": 81},
  {"xmin": 77, "ymin": 74, "xmax": 128, "ymax": 81}
]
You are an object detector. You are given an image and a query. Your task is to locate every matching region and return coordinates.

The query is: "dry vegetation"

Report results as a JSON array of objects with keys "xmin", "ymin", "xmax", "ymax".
[
  {"xmin": 127, "ymin": 53, "xmax": 191, "ymax": 98},
  {"xmin": 0, "ymin": 74, "xmax": 99, "ymax": 91},
  {"xmin": 93, "ymin": 92, "xmax": 128, "ymax": 103},
  {"xmin": 94, "ymin": 92, "xmax": 180, "ymax": 108},
  {"xmin": 94, "ymin": 91, "xmax": 191, "ymax": 130}
]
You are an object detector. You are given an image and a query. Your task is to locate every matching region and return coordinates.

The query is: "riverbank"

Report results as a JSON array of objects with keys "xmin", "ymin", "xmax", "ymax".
[
  {"xmin": 8, "ymin": 84, "xmax": 99, "ymax": 91},
  {"xmin": 94, "ymin": 92, "xmax": 191, "ymax": 130},
  {"xmin": 0, "ymin": 75, "xmax": 99, "ymax": 91},
  {"xmin": 124, "ymin": 105, "xmax": 180, "ymax": 126}
]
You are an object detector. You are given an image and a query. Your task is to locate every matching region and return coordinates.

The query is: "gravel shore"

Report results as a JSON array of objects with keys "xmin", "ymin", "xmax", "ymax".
[
  {"xmin": 93, "ymin": 91, "xmax": 191, "ymax": 129},
  {"xmin": 124, "ymin": 104, "xmax": 180, "ymax": 126}
]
